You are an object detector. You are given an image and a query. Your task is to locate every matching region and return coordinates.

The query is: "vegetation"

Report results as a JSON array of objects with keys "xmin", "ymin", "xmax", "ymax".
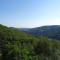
[
  {"xmin": 25, "ymin": 25, "xmax": 60, "ymax": 40},
  {"xmin": 0, "ymin": 24, "xmax": 60, "ymax": 60}
]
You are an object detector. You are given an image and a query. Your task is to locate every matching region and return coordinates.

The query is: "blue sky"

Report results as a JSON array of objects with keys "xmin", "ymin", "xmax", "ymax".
[{"xmin": 0, "ymin": 0, "xmax": 60, "ymax": 28}]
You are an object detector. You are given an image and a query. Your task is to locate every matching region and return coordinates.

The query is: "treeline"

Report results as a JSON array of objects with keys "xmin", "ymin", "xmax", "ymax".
[{"xmin": 0, "ymin": 24, "xmax": 60, "ymax": 60}]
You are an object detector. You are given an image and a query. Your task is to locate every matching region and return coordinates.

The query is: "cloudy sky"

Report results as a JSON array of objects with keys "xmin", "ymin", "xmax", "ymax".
[{"xmin": 0, "ymin": 0, "xmax": 60, "ymax": 28}]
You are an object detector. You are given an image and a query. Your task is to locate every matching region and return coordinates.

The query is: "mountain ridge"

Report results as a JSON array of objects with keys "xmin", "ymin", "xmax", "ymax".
[{"xmin": 17, "ymin": 25, "xmax": 60, "ymax": 40}]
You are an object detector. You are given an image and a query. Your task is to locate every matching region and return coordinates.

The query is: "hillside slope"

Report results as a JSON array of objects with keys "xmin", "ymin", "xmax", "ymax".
[
  {"xmin": 26, "ymin": 25, "xmax": 60, "ymax": 40},
  {"xmin": 0, "ymin": 24, "xmax": 60, "ymax": 60}
]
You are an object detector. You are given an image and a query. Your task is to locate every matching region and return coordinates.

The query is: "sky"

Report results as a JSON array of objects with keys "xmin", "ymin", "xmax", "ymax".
[{"xmin": 0, "ymin": 0, "xmax": 60, "ymax": 28}]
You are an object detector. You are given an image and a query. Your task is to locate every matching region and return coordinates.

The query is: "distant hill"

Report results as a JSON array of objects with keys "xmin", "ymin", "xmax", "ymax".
[
  {"xmin": 10, "ymin": 27, "xmax": 31, "ymax": 32},
  {"xmin": 18, "ymin": 28, "xmax": 31, "ymax": 32},
  {"xmin": 20, "ymin": 25, "xmax": 60, "ymax": 40}
]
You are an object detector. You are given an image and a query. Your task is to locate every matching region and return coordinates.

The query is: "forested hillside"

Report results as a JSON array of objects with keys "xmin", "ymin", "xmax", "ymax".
[
  {"xmin": 0, "ymin": 24, "xmax": 60, "ymax": 60},
  {"xmin": 23, "ymin": 25, "xmax": 60, "ymax": 40}
]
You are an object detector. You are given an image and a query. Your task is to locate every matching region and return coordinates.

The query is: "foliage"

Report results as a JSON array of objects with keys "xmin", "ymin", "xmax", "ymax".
[{"xmin": 0, "ymin": 24, "xmax": 60, "ymax": 60}]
